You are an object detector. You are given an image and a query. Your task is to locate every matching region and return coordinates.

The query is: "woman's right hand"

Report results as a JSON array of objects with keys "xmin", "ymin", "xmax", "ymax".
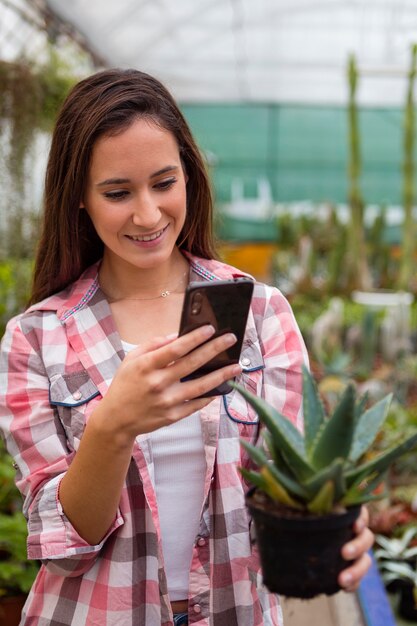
[
  {"xmin": 59, "ymin": 324, "xmax": 239, "ymax": 545},
  {"xmin": 91, "ymin": 325, "xmax": 240, "ymax": 443}
]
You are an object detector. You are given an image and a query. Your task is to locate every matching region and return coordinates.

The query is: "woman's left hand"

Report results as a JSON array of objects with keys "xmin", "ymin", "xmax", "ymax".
[{"xmin": 338, "ymin": 505, "xmax": 374, "ymax": 592}]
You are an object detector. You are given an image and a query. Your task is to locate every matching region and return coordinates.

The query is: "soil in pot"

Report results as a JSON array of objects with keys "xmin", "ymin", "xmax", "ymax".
[{"xmin": 246, "ymin": 490, "xmax": 361, "ymax": 599}]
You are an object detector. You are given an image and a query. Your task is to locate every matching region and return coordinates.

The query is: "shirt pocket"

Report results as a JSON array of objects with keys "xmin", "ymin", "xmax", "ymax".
[
  {"xmin": 222, "ymin": 341, "xmax": 265, "ymax": 427},
  {"xmin": 49, "ymin": 371, "xmax": 100, "ymax": 451}
]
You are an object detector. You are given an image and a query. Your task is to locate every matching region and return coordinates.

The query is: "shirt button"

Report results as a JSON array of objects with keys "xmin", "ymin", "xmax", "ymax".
[
  {"xmin": 197, "ymin": 537, "xmax": 206, "ymax": 546},
  {"xmin": 241, "ymin": 357, "xmax": 251, "ymax": 367},
  {"xmin": 72, "ymin": 391, "xmax": 82, "ymax": 401},
  {"xmin": 193, "ymin": 604, "xmax": 202, "ymax": 614}
]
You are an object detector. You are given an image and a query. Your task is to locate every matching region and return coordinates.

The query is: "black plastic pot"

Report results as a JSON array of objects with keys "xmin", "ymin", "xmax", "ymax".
[
  {"xmin": 0, "ymin": 594, "xmax": 27, "ymax": 626},
  {"xmin": 246, "ymin": 489, "xmax": 361, "ymax": 599},
  {"xmin": 398, "ymin": 583, "xmax": 417, "ymax": 621}
]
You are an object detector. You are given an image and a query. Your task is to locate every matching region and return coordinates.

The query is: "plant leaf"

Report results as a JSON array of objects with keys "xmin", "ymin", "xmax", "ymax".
[
  {"xmin": 378, "ymin": 561, "xmax": 417, "ymax": 584},
  {"xmin": 302, "ymin": 365, "xmax": 326, "ymax": 454},
  {"xmin": 263, "ymin": 431, "xmax": 294, "ymax": 475},
  {"xmin": 231, "ymin": 382, "xmax": 315, "ymax": 481},
  {"xmin": 239, "ymin": 467, "xmax": 266, "ymax": 490},
  {"xmin": 307, "ymin": 480, "xmax": 335, "ymax": 514},
  {"xmin": 310, "ymin": 384, "xmax": 356, "ymax": 469},
  {"xmin": 302, "ymin": 457, "xmax": 346, "ymax": 504},
  {"xmin": 346, "ymin": 432, "xmax": 417, "ymax": 485},
  {"xmin": 354, "ymin": 392, "xmax": 369, "ymax": 422},
  {"xmin": 240, "ymin": 439, "xmax": 269, "ymax": 468},
  {"xmin": 349, "ymin": 393, "xmax": 393, "ymax": 462},
  {"xmin": 342, "ymin": 471, "xmax": 387, "ymax": 506},
  {"xmin": 239, "ymin": 467, "xmax": 303, "ymax": 509},
  {"xmin": 260, "ymin": 466, "xmax": 304, "ymax": 509},
  {"xmin": 241, "ymin": 438, "xmax": 308, "ymax": 501},
  {"xmin": 267, "ymin": 460, "xmax": 310, "ymax": 499}
]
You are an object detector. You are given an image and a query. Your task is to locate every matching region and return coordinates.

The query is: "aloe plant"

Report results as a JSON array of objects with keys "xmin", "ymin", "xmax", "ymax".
[
  {"xmin": 375, "ymin": 527, "xmax": 417, "ymax": 562},
  {"xmin": 379, "ymin": 561, "xmax": 417, "ymax": 603},
  {"xmin": 235, "ymin": 366, "xmax": 417, "ymax": 515}
]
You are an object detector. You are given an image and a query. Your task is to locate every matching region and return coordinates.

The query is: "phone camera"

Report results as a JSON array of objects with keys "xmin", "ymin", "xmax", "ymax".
[{"xmin": 191, "ymin": 292, "xmax": 203, "ymax": 315}]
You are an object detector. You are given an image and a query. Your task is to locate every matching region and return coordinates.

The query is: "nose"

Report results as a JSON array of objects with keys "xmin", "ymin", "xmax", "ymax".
[{"xmin": 131, "ymin": 192, "xmax": 161, "ymax": 229}]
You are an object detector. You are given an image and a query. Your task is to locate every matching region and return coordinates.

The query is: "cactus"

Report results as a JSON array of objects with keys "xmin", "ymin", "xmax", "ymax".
[
  {"xmin": 235, "ymin": 366, "xmax": 417, "ymax": 515},
  {"xmin": 345, "ymin": 54, "xmax": 372, "ymax": 291},
  {"xmin": 399, "ymin": 43, "xmax": 417, "ymax": 291}
]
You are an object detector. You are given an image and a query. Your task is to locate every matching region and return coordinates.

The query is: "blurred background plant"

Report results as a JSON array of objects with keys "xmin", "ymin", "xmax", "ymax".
[{"xmin": 0, "ymin": 437, "xmax": 39, "ymax": 598}]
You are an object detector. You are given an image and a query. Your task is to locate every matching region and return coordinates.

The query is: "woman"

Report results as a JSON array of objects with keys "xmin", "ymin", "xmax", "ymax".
[{"xmin": 0, "ymin": 69, "xmax": 373, "ymax": 626}]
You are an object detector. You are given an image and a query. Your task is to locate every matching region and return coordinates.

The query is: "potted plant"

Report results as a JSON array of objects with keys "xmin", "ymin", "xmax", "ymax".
[
  {"xmin": 234, "ymin": 366, "xmax": 417, "ymax": 599},
  {"xmin": 0, "ymin": 438, "xmax": 39, "ymax": 626},
  {"xmin": 375, "ymin": 526, "xmax": 417, "ymax": 563},
  {"xmin": 374, "ymin": 527, "xmax": 417, "ymax": 592}
]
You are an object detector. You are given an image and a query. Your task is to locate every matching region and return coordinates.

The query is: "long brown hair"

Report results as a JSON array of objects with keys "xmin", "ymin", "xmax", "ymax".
[{"xmin": 30, "ymin": 68, "xmax": 217, "ymax": 304}]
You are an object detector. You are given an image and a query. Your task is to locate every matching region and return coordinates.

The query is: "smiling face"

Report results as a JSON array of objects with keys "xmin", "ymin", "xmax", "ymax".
[{"xmin": 83, "ymin": 117, "xmax": 187, "ymax": 282}]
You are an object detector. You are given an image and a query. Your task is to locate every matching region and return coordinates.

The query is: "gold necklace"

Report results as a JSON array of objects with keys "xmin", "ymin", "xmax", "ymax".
[{"xmin": 102, "ymin": 270, "xmax": 189, "ymax": 302}]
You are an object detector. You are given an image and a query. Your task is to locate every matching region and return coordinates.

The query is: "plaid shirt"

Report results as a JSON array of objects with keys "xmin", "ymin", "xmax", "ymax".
[{"xmin": 0, "ymin": 254, "xmax": 308, "ymax": 626}]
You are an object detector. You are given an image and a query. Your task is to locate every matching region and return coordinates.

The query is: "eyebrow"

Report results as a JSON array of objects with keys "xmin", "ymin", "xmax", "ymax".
[{"xmin": 96, "ymin": 165, "xmax": 179, "ymax": 187}]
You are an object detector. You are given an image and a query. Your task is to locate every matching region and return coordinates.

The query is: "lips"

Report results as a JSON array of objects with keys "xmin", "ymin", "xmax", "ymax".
[{"xmin": 126, "ymin": 224, "xmax": 168, "ymax": 242}]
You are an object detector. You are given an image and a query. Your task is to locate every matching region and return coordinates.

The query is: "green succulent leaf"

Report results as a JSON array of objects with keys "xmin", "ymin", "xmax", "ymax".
[
  {"xmin": 354, "ymin": 392, "xmax": 369, "ymax": 422},
  {"xmin": 240, "ymin": 439, "xmax": 269, "ymax": 468},
  {"xmin": 341, "ymin": 472, "xmax": 387, "ymax": 506},
  {"xmin": 240, "ymin": 439, "xmax": 309, "ymax": 500},
  {"xmin": 266, "ymin": 460, "xmax": 310, "ymax": 500},
  {"xmin": 263, "ymin": 431, "xmax": 292, "ymax": 474},
  {"xmin": 239, "ymin": 467, "xmax": 303, "ymax": 509},
  {"xmin": 231, "ymin": 382, "xmax": 315, "ymax": 481},
  {"xmin": 302, "ymin": 457, "xmax": 346, "ymax": 504},
  {"xmin": 349, "ymin": 393, "xmax": 393, "ymax": 462},
  {"xmin": 260, "ymin": 466, "xmax": 304, "ymax": 509},
  {"xmin": 307, "ymin": 480, "xmax": 335, "ymax": 514},
  {"xmin": 346, "ymin": 431, "xmax": 417, "ymax": 486},
  {"xmin": 310, "ymin": 384, "xmax": 356, "ymax": 469},
  {"xmin": 239, "ymin": 467, "xmax": 267, "ymax": 490},
  {"xmin": 302, "ymin": 365, "xmax": 326, "ymax": 453},
  {"xmin": 342, "ymin": 492, "xmax": 384, "ymax": 506}
]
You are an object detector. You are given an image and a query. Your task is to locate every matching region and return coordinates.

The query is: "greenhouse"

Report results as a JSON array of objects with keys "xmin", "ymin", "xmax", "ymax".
[{"xmin": 1, "ymin": 1, "xmax": 417, "ymax": 625}]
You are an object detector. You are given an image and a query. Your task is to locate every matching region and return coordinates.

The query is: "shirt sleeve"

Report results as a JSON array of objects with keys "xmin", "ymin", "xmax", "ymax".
[
  {"xmin": 0, "ymin": 315, "xmax": 124, "ymax": 575},
  {"xmin": 254, "ymin": 284, "xmax": 309, "ymax": 431}
]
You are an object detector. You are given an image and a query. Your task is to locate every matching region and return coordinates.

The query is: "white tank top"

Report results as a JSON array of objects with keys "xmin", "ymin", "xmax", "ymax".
[{"xmin": 122, "ymin": 341, "xmax": 206, "ymax": 600}]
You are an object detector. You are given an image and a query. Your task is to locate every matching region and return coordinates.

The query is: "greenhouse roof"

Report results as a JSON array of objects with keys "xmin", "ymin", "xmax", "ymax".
[
  {"xmin": 40, "ymin": 0, "xmax": 417, "ymax": 105},
  {"xmin": 4, "ymin": 0, "xmax": 417, "ymax": 105}
]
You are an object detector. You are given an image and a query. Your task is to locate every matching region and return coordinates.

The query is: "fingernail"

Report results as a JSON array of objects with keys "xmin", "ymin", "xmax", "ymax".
[
  {"xmin": 232, "ymin": 364, "xmax": 242, "ymax": 375},
  {"xmin": 345, "ymin": 544, "xmax": 356, "ymax": 558},
  {"xmin": 340, "ymin": 572, "xmax": 353, "ymax": 587},
  {"xmin": 224, "ymin": 333, "xmax": 237, "ymax": 345},
  {"xmin": 355, "ymin": 518, "xmax": 365, "ymax": 532},
  {"xmin": 165, "ymin": 333, "xmax": 178, "ymax": 340},
  {"xmin": 202, "ymin": 325, "xmax": 215, "ymax": 337}
]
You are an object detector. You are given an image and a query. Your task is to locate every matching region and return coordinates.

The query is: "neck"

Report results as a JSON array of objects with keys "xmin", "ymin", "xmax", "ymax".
[{"xmin": 98, "ymin": 250, "xmax": 189, "ymax": 301}]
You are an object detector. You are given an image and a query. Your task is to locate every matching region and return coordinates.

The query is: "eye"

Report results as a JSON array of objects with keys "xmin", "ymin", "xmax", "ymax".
[
  {"xmin": 103, "ymin": 190, "xmax": 130, "ymax": 201},
  {"xmin": 154, "ymin": 177, "xmax": 177, "ymax": 191}
]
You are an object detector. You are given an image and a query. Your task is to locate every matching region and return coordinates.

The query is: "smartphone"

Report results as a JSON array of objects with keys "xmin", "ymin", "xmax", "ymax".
[{"xmin": 178, "ymin": 278, "xmax": 254, "ymax": 396}]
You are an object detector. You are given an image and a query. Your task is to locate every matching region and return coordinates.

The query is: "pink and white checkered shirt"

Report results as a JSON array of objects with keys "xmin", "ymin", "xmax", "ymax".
[{"xmin": 0, "ymin": 254, "xmax": 308, "ymax": 626}]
